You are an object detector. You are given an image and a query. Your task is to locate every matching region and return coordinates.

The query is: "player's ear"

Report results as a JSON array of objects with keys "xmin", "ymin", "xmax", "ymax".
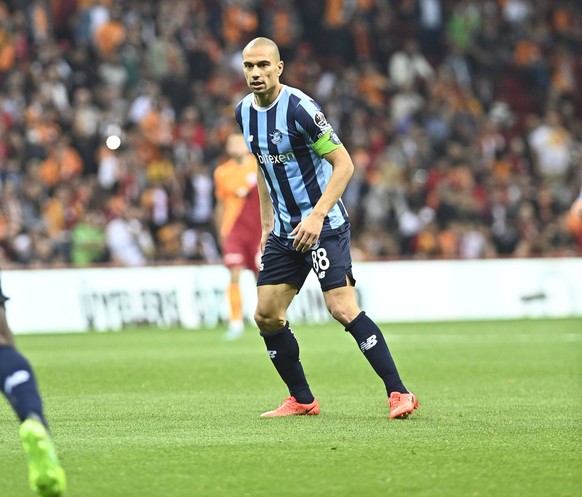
[{"xmin": 277, "ymin": 61, "xmax": 284, "ymax": 77}]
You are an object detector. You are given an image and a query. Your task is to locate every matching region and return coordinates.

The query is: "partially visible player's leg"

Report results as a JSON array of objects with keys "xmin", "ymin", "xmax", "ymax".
[
  {"xmin": 0, "ymin": 283, "xmax": 66, "ymax": 496},
  {"xmin": 255, "ymin": 234, "xmax": 318, "ymax": 416},
  {"xmin": 224, "ymin": 265, "xmax": 245, "ymax": 340},
  {"xmin": 324, "ymin": 285, "xmax": 418, "ymax": 418},
  {"xmin": 0, "ymin": 336, "xmax": 46, "ymax": 425},
  {"xmin": 345, "ymin": 307, "xmax": 418, "ymax": 419},
  {"xmin": 223, "ymin": 233, "xmax": 261, "ymax": 340},
  {"xmin": 255, "ymin": 283, "xmax": 319, "ymax": 415},
  {"xmin": 0, "ymin": 290, "xmax": 47, "ymax": 427},
  {"xmin": 324, "ymin": 283, "xmax": 409, "ymax": 395},
  {"xmin": 318, "ymin": 227, "xmax": 418, "ymax": 419}
]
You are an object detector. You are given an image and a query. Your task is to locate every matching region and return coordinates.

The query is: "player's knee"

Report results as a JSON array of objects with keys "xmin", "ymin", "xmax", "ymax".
[
  {"xmin": 327, "ymin": 304, "xmax": 347, "ymax": 325},
  {"xmin": 254, "ymin": 310, "xmax": 285, "ymax": 332},
  {"xmin": 327, "ymin": 302, "xmax": 358, "ymax": 327}
]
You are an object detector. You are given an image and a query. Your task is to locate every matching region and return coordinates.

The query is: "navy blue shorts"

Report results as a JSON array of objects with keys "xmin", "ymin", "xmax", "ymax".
[{"xmin": 257, "ymin": 223, "xmax": 355, "ymax": 292}]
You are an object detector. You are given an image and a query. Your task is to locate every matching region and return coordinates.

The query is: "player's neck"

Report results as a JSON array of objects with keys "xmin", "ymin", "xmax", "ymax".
[{"xmin": 254, "ymin": 83, "xmax": 283, "ymax": 108}]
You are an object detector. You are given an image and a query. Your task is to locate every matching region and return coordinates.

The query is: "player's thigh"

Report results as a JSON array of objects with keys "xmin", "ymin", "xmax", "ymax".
[{"xmin": 323, "ymin": 281, "xmax": 361, "ymax": 326}]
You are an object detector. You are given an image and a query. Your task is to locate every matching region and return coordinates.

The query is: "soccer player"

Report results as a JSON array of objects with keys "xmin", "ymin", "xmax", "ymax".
[
  {"xmin": 214, "ymin": 132, "xmax": 262, "ymax": 340},
  {"xmin": 0, "ymin": 277, "xmax": 66, "ymax": 496},
  {"xmin": 235, "ymin": 37, "xmax": 419, "ymax": 419}
]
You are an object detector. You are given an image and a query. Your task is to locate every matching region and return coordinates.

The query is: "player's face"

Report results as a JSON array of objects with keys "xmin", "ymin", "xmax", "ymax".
[{"xmin": 242, "ymin": 45, "xmax": 283, "ymax": 105}]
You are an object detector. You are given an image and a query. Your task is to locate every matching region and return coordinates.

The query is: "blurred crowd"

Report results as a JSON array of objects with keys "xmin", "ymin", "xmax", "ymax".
[{"xmin": 0, "ymin": 0, "xmax": 581, "ymax": 268}]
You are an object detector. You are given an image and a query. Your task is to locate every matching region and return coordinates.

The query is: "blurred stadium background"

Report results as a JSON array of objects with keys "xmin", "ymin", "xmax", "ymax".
[
  {"xmin": 0, "ymin": 0, "xmax": 581, "ymax": 268},
  {"xmin": 1, "ymin": 3, "xmax": 581, "ymax": 497}
]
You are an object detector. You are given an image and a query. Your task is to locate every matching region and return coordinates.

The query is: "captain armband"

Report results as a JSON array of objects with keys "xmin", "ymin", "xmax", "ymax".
[{"xmin": 312, "ymin": 129, "xmax": 342, "ymax": 157}]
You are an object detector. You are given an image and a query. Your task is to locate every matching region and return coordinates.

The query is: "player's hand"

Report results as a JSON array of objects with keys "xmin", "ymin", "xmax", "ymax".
[{"xmin": 291, "ymin": 214, "xmax": 324, "ymax": 252}]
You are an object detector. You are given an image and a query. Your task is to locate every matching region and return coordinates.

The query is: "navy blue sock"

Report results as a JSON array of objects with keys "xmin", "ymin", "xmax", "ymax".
[
  {"xmin": 261, "ymin": 322, "xmax": 315, "ymax": 404},
  {"xmin": 345, "ymin": 312, "xmax": 408, "ymax": 396},
  {"xmin": 0, "ymin": 345, "xmax": 46, "ymax": 426}
]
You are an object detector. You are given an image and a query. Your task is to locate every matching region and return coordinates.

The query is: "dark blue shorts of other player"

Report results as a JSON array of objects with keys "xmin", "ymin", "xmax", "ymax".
[{"xmin": 257, "ymin": 223, "xmax": 355, "ymax": 292}]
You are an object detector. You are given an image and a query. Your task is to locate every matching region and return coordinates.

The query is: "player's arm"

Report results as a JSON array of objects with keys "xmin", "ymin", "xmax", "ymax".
[
  {"xmin": 256, "ymin": 165, "xmax": 274, "ymax": 253},
  {"xmin": 291, "ymin": 141, "xmax": 354, "ymax": 253}
]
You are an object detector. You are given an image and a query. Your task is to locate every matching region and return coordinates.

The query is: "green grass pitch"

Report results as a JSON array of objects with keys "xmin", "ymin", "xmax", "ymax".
[{"xmin": 1, "ymin": 318, "xmax": 580, "ymax": 497}]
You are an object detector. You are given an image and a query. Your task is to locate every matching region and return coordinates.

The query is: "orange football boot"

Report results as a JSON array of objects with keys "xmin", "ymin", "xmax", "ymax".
[
  {"xmin": 260, "ymin": 396, "xmax": 320, "ymax": 418},
  {"xmin": 388, "ymin": 392, "xmax": 419, "ymax": 419}
]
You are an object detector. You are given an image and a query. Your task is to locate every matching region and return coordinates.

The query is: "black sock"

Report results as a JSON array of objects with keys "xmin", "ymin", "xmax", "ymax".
[
  {"xmin": 0, "ymin": 345, "xmax": 47, "ymax": 426},
  {"xmin": 345, "ymin": 312, "xmax": 408, "ymax": 396},
  {"xmin": 261, "ymin": 322, "xmax": 315, "ymax": 404}
]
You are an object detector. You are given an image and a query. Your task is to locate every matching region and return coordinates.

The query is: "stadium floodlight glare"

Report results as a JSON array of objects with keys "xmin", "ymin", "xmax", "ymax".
[{"xmin": 106, "ymin": 135, "xmax": 121, "ymax": 150}]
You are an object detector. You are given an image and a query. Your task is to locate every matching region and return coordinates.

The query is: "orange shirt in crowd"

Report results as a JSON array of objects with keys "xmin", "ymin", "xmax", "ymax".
[
  {"xmin": 94, "ymin": 19, "xmax": 125, "ymax": 58},
  {"xmin": 271, "ymin": 10, "xmax": 293, "ymax": 47},
  {"xmin": 30, "ymin": 2, "xmax": 49, "ymax": 41},
  {"xmin": 325, "ymin": 0, "xmax": 345, "ymax": 27},
  {"xmin": 514, "ymin": 40, "xmax": 542, "ymax": 66},
  {"xmin": 39, "ymin": 146, "xmax": 83, "ymax": 186},
  {"xmin": 214, "ymin": 154, "xmax": 258, "ymax": 239},
  {"xmin": 0, "ymin": 28, "xmax": 15, "ymax": 72},
  {"xmin": 222, "ymin": 5, "xmax": 258, "ymax": 45}
]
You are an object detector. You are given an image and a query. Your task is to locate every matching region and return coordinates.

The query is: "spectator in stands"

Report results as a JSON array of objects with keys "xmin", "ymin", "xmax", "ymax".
[
  {"xmin": 388, "ymin": 38, "xmax": 434, "ymax": 90},
  {"xmin": 92, "ymin": 4, "xmax": 126, "ymax": 60},
  {"xmin": 528, "ymin": 110, "xmax": 573, "ymax": 202},
  {"xmin": 417, "ymin": 0, "xmax": 444, "ymax": 58},
  {"xmin": 105, "ymin": 201, "xmax": 154, "ymax": 266},
  {"xmin": 71, "ymin": 209, "xmax": 108, "ymax": 266},
  {"xmin": 70, "ymin": 87, "xmax": 100, "ymax": 176}
]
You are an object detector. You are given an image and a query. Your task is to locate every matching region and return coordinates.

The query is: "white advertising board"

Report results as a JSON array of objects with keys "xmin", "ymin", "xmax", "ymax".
[{"xmin": 2, "ymin": 258, "xmax": 581, "ymax": 334}]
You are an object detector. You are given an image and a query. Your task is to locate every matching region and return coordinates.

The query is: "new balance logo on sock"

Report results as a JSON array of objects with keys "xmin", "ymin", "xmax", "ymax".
[
  {"xmin": 359, "ymin": 335, "xmax": 378, "ymax": 352},
  {"xmin": 267, "ymin": 350, "xmax": 277, "ymax": 359},
  {"xmin": 4, "ymin": 370, "xmax": 31, "ymax": 395}
]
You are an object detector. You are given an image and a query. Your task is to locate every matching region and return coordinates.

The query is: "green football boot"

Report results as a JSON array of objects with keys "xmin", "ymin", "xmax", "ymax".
[{"xmin": 19, "ymin": 418, "xmax": 67, "ymax": 497}]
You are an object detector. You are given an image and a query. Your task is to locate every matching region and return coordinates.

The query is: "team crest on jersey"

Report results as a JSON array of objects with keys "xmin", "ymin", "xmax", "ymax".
[
  {"xmin": 313, "ymin": 111, "xmax": 329, "ymax": 128},
  {"xmin": 270, "ymin": 129, "xmax": 283, "ymax": 144}
]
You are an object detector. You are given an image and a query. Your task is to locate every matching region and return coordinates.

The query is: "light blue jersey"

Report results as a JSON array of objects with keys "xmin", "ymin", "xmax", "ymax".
[{"xmin": 235, "ymin": 85, "xmax": 349, "ymax": 238}]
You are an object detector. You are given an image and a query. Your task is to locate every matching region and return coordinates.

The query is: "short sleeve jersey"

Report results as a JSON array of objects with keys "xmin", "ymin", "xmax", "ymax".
[
  {"xmin": 235, "ymin": 85, "xmax": 349, "ymax": 238},
  {"xmin": 214, "ymin": 155, "xmax": 259, "ymax": 238}
]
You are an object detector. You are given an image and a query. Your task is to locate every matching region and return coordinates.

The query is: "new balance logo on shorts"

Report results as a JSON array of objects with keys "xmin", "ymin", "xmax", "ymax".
[
  {"xmin": 267, "ymin": 350, "xmax": 277, "ymax": 359},
  {"xmin": 359, "ymin": 335, "xmax": 378, "ymax": 352}
]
